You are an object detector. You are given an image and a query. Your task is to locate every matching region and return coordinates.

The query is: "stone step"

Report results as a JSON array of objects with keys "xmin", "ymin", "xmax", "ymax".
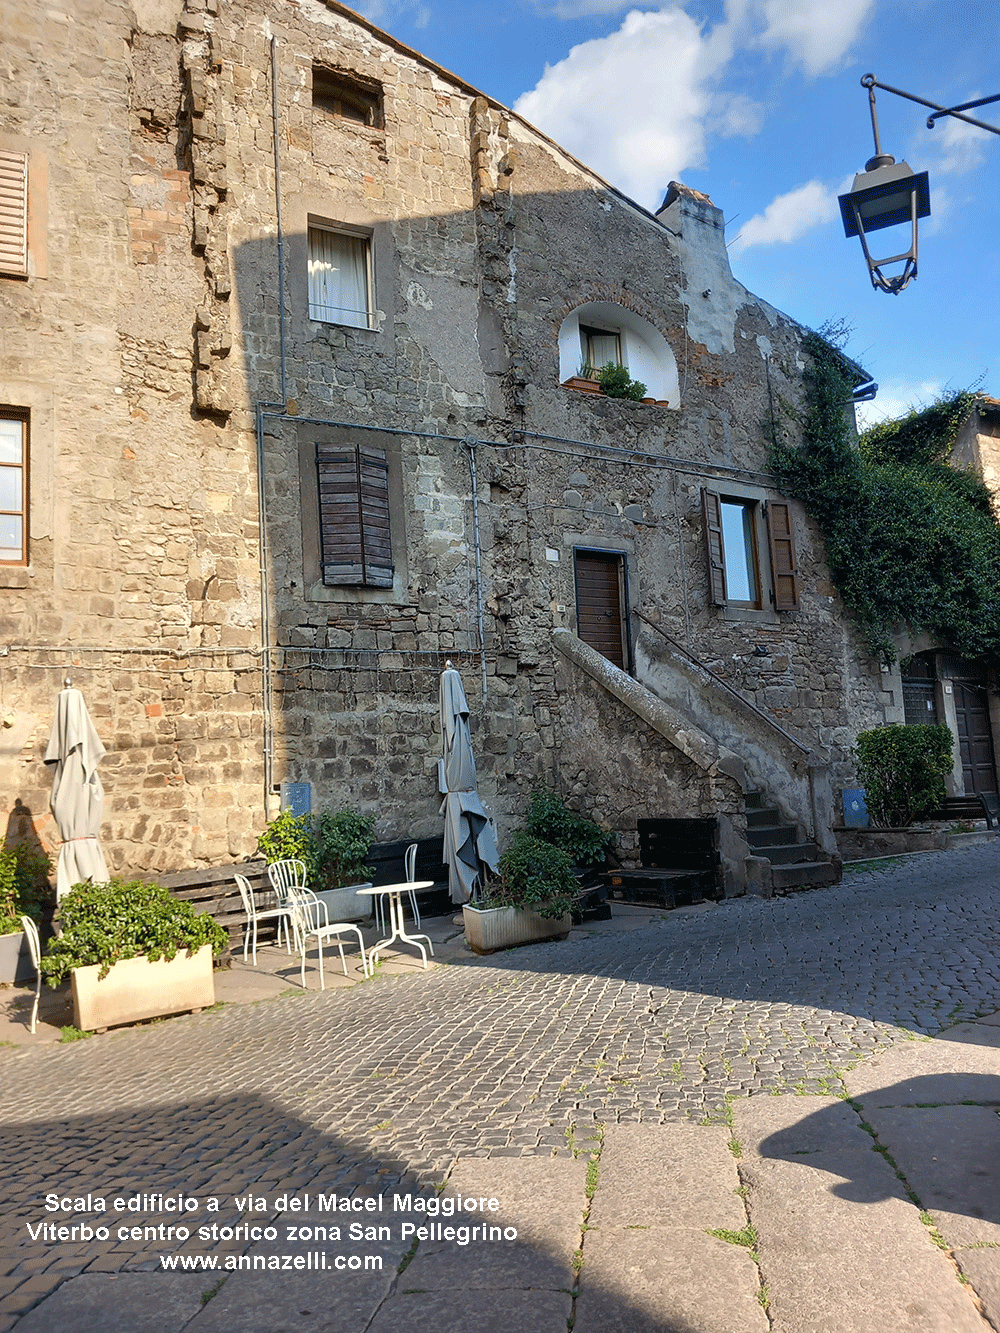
[
  {"xmin": 746, "ymin": 806, "xmax": 784, "ymax": 828},
  {"xmin": 771, "ymin": 859, "xmax": 839, "ymax": 890},
  {"xmin": 744, "ymin": 788, "xmax": 767, "ymax": 810},
  {"xmin": 746, "ymin": 823, "xmax": 799, "ymax": 846},
  {"xmin": 750, "ymin": 841, "xmax": 820, "ymax": 865}
]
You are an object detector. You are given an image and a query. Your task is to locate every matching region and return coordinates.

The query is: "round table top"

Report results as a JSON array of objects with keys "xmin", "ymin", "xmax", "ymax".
[{"xmin": 354, "ymin": 881, "xmax": 434, "ymax": 896}]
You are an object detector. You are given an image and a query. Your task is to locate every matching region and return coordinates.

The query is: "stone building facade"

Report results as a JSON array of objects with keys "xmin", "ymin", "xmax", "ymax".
[{"xmin": 0, "ymin": 0, "xmax": 909, "ymax": 888}]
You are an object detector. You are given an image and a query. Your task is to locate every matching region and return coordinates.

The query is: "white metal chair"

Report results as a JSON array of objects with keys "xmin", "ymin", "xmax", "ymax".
[
  {"xmin": 266, "ymin": 859, "xmax": 308, "ymax": 950},
  {"xmin": 374, "ymin": 843, "xmax": 422, "ymax": 934},
  {"xmin": 234, "ymin": 873, "xmax": 296, "ymax": 965},
  {"xmin": 287, "ymin": 885, "xmax": 369, "ymax": 990},
  {"xmin": 20, "ymin": 915, "xmax": 41, "ymax": 1035}
]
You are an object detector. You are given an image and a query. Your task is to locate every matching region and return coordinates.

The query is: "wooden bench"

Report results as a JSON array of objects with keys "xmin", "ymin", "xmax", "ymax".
[{"xmin": 925, "ymin": 794, "xmax": 1000, "ymax": 829}]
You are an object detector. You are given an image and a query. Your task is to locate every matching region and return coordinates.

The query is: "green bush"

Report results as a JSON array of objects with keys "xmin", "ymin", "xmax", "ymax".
[
  {"xmin": 477, "ymin": 833, "xmax": 579, "ymax": 920},
  {"xmin": 598, "ymin": 362, "xmax": 647, "ymax": 401},
  {"xmin": 312, "ymin": 809, "xmax": 376, "ymax": 889},
  {"xmin": 41, "ymin": 879, "xmax": 228, "ymax": 984},
  {"xmin": 256, "ymin": 807, "xmax": 377, "ymax": 889},
  {"xmin": 256, "ymin": 810, "xmax": 319, "ymax": 882},
  {"xmin": 524, "ymin": 789, "xmax": 614, "ymax": 867},
  {"xmin": 853, "ymin": 723, "xmax": 954, "ymax": 828},
  {"xmin": 0, "ymin": 841, "xmax": 53, "ymax": 934}
]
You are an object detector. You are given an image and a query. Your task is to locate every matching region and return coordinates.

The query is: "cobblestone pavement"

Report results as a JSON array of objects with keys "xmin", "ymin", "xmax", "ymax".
[{"xmin": 3, "ymin": 844, "xmax": 1000, "ymax": 1326}]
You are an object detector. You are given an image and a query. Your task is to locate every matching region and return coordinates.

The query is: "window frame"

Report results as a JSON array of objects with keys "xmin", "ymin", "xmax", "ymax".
[
  {"xmin": 702, "ymin": 488, "xmax": 799, "ymax": 614},
  {"xmin": 579, "ymin": 324, "xmax": 623, "ymax": 378},
  {"xmin": 0, "ymin": 411, "xmax": 28, "ymax": 566},
  {"xmin": 316, "ymin": 441, "xmax": 393, "ymax": 589},
  {"xmin": 307, "ymin": 222, "xmax": 374, "ymax": 331},
  {"xmin": 311, "ymin": 66, "xmax": 384, "ymax": 129}
]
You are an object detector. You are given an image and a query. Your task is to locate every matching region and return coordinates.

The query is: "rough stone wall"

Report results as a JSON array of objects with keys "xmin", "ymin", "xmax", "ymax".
[{"xmin": 0, "ymin": 0, "xmax": 896, "ymax": 881}]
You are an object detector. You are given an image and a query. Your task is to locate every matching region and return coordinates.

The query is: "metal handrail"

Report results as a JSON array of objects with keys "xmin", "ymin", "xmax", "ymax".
[{"xmin": 633, "ymin": 611, "xmax": 812, "ymax": 757}]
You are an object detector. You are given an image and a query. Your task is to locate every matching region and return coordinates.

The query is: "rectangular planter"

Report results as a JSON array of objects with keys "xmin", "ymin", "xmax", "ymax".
[
  {"xmin": 0, "ymin": 929, "xmax": 33, "ymax": 984},
  {"xmin": 71, "ymin": 945, "xmax": 215, "ymax": 1032},
  {"xmin": 311, "ymin": 883, "xmax": 372, "ymax": 923},
  {"xmin": 463, "ymin": 904, "xmax": 572, "ymax": 955}
]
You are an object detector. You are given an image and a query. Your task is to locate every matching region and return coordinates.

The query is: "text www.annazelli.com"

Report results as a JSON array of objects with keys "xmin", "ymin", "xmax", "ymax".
[{"xmin": 160, "ymin": 1252, "xmax": 382, "ymax": 1272}]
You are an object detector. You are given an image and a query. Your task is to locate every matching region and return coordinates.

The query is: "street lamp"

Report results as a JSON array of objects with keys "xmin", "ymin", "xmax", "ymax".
[{"xmin": 839, "ymin": 74, "xmax": 999, "ymax": 295}]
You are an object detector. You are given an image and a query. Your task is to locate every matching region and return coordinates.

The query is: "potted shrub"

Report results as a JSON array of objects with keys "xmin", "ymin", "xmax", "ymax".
[
  {"xmin": 257, "ymin": 808, "xmax": 377, "ymax": 922},
  {"xmin": 463, "ymin": 833, "xmax": 578, "ymax": 954},
  {"xmin": 524, "ymin": 788, "xmax": 614, "ymax": 867},
  {"xmin": 40, "ymin": 879, "xmax": 228, "ymax": 1031},
  {"xmin": 0, "ymin": 841, "xmax": 52, "ymax": 984},
  {"xmin": 854, "ymin": 723, "xmax": 954, "ymax": 827}
]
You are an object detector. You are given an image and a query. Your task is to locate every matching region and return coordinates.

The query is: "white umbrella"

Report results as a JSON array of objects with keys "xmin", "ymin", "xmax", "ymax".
[
  {"xmin": 438, "ymin": 662, "xmax": 498, "ymax": 905},
  {"xmin": 44, "ymin": 680, "xmax": 110, "ymax": 900}
]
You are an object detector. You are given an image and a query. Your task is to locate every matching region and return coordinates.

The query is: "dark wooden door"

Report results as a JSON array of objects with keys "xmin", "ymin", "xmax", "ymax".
[
  {"xmin": 955, "ymin": 681, "xmax": 998, "ymax": 794},
  {"xmin": 575, "ymin": 550, "xmax": 628, "ymax": 669}
]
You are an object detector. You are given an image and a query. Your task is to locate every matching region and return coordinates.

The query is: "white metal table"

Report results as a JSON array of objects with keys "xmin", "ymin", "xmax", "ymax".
[{"xmin": 356, "ymin": 882, "xmax": 435, "ymax": 969}]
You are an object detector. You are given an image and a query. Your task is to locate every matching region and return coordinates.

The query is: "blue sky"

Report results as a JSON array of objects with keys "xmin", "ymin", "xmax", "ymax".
[{"xmin": 353, "ymin": 0, "xmax": 998, "ymax": 426}]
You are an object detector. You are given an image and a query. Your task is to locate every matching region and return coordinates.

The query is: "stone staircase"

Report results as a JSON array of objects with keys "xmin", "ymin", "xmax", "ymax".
[{"xmin": 745, "ymin": 789, "xmax": 839, "ymax": 891}]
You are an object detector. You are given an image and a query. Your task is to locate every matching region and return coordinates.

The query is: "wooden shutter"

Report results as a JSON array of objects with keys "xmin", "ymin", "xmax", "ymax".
[
  {"xmin": 766, "ymin": 498, "xmax": 799, "ymax": 610},
  {"xmin": 0, "ymin": 151, "xmax": 28, "ymax": 276},
  {"xmin": 701, "ymin": 488, "xmax": 726, "ymax": 605},
  {"xmin": 316, "ymin": 443, "xmax": 392, "ymax": 587}
]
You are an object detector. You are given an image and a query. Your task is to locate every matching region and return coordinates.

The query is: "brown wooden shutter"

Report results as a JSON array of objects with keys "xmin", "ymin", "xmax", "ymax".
[
  {"xmin": 0, "ymin": 151, "xmax": 28, "ymax": 276},
  {"xmin": 766, "ymin": 498, "xmax": 799, "ymax": 610},
  {"xmin": 701, "ymin": 488, "xmax": 726, "ymax": 605},
  {"xmin": 316, "ymin": 443, "xmax": 392, "ymax": 587}
]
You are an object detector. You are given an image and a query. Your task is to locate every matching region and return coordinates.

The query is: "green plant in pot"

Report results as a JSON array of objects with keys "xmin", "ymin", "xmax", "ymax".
[
  {"xmin": 0, "ymin": 842, "xmax": 53, "ymax": 984},
  {"xmin": 476, "ymin": 834, "xmax": 579, "ymax": 920},
  {"xmin": 524, "ymin": 789, "xmax": 614, "ymax": 868},
  {"xmin": 312, "ymin": 809, "xmax": 377, "ymax": 890},
  {"xmin": 41, "ymin": 879, "xmax": 228, "ymax": 985},
  {"xmin": 256, "ymin": 809, "xmax": 319, "ymax": 882}
]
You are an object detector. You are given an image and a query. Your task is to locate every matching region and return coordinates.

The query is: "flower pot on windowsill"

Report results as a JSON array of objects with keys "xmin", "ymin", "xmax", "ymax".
[
  {"xmin": 71, "ymin": 945, "xmax": 215, "ymax": 1032},
  {"xmin": 0, "ymin": 928, "xmax": 33, "ymax": 984},
  {"xmin": 561, "ymin": 376, "xmax": 602, "ymax": 395},
  {"xmin": 462, "ymin": 903, "xmax": 572, "ymax": 955}
]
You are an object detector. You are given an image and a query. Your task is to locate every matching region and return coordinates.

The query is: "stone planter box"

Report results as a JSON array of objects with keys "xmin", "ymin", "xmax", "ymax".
[
  {"xmin": 311, "ymin": 883, "xmax": 372, "ymax": 923},
  {"xmin": 463, "ymin": 904, "xmax": 572, "ymax": 955},
  {"xmin": 71, "ymin": 945, "xmax": 215, "ymax": 1032},
  {"xmin": 0, "ymin": 929, "xmax": 33, "ymax": 984}
]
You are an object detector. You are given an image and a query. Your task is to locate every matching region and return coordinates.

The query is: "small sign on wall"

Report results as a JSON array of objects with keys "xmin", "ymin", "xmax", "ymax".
[
  {"xmin": 842, "ymin": 788, "xmax": 869, "ymax": 829},
  {"xmin": 281, "ymin": 782, "xmax": 312, "ymax": 817}
]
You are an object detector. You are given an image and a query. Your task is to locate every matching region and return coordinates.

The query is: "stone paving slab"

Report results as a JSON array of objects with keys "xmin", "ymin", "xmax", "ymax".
[
  {"xmin": 844, "ymin": 1023, "xmax": 1000, "ymax": 1102},
  {"xmin": 368, "ymin": 1288, "xmax": 573, "ymax": 1332},
  {"xmin": 733, "ymin": 1095, "xmax": 987, "ymax": 1332},
  {"xmin": 857, "ymin": 1104, "xmax": 1000, "ymax": 1247},
  {"xmin": 12, "ymin": 1274, "xmax": 205, "ymax": 1333}
]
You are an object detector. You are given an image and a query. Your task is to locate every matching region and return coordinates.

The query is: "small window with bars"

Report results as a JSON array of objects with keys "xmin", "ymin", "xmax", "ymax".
[
  {"xmin": 0, "ymin": 414, "xmax": 27, "ymax": 564},
  {"xmin": 316, "ymin": 443, "xmax": 392, "ymax": 588}
]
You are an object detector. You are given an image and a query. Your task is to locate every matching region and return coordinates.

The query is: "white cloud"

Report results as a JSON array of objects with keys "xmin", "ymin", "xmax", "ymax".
[
  {"xmin": 753, "ymin": 0, "xmax": 876, "ymax": 76},
  {"xmin": 728, "ymin": 179, "xmax": 839, "ymax": 253},
  {"xmin": 514, "ymin": 7, "xmax": 741, "ymax": 208},
  {"xmin": 855, "ymin": 378, "xmax": 945, "ymax": 432},
  {"xmin": 923, "ymin": 107, "xmax": 991, "ymax": 176}
]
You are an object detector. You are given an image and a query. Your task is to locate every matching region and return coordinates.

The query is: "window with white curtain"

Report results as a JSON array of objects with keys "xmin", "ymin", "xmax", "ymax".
[
  {"xmin": 307, "ymin": 225, "xmax": 372, "ymax": 329},
  {"xmin": 0, "ymin": 414, "xmax": 27, "ymax": 564}
]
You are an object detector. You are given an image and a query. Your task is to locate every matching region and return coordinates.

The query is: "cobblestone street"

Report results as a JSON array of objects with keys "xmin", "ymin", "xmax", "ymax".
[{"xmin": 4, "ymin": 843, "xmax": 1000, "ymax": 1328}]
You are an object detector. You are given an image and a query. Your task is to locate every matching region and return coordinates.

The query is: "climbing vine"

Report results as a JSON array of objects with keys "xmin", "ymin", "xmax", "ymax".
[{"xmin": 771, "ymin": 333, "xmax": 1000, "ymax": 664}]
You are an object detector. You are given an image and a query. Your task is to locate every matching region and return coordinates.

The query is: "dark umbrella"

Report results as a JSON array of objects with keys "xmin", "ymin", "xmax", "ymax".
[
  {"xmin": 438, "ymin": 662, "xmax": 498, "ymax": 904},
  {"xmin": 44, "ymin": 680, "xmax": 110, "ymax": 900}
]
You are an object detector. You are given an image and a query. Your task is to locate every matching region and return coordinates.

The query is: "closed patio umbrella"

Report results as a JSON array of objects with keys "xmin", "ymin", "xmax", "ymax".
[
  {"xmin": 45, "ymin": 680, "xmax": 110, "ymax": 901},
  {"xmin": 439, "ymin": 662, "xmax": 498, "ymax": 905}
]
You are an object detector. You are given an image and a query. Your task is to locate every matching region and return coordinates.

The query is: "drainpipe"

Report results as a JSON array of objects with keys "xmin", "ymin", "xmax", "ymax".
[
  {"xmin": 254, "ymin": 34, "xmax": 290, "ymax": 815},
  {"xmin": 463, "ymin": 438, "xmax": 488, "ymax": 704}
]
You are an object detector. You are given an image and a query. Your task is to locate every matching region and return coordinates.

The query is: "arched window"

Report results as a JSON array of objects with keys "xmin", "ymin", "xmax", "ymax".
[{"xmin": 558, "ymin": 302, "xmax": 679, "ymax": 406}]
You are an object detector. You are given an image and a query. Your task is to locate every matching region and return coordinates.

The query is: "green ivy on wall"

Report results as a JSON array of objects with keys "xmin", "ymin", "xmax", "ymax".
[{"xmin": 770, "ymin": 332, "xmax": 1000, "ymax": 664}]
